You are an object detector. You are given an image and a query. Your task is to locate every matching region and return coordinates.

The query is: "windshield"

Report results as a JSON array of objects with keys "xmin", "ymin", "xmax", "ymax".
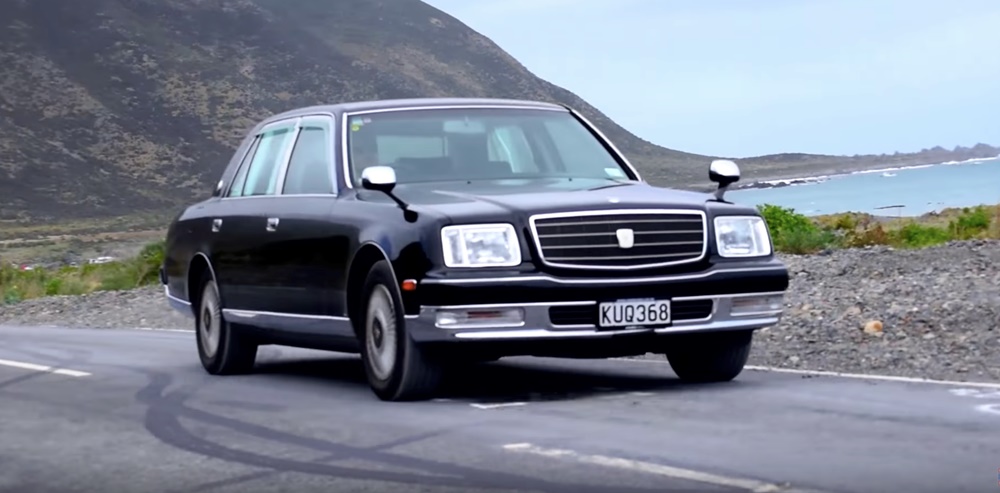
[{"xmin": 345, "ymin": 107, "xmax": 635, "ymax": 186}]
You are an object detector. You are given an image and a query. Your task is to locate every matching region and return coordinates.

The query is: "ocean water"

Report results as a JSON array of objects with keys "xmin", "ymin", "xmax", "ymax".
[{"xmin": 725, "ymin": 156, "xmax": 1000, "ymax": 216}]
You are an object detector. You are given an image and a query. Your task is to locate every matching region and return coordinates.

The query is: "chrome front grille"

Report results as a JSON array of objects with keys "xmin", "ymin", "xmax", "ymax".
[{"xmin": 528, "ymin": 209, "xmax": 707, "ymax": 269}]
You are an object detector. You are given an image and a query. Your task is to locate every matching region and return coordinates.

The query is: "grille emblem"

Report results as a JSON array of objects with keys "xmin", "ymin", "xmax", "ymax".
[{"xmin": 615, "ymin": 228, "xmax": 635, "ymax": 249}]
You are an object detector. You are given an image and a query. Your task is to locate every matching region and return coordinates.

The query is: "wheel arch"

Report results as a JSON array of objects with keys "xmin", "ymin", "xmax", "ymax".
[
  {"xmin": 346, "ymin": 241, "xmax": 401, "ymax": 337},
  {"xmin": 186, "ymin": 252, "xmax": 219, "ymax": 314}
]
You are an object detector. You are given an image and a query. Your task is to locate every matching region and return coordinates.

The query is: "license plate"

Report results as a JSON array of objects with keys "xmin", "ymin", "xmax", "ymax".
[{"xmin": 598, "ymin": 299, "xmax": 671, "ymax": 327}]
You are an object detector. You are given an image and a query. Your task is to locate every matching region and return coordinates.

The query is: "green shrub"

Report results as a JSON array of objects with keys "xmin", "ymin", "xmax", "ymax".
[
  {"xmin": 948, "ymin": 206, "xmax": 991, "ymax": 240},
  {"xmin": 890, "ymin": 223, "xmax": 951, "ymax": 248},
  {"xmin": 0, "ymin": 239, "xmax": 166, "ymax": 304},
  {"xmin": 757, "ymin": 204, "xmax": 836, "ymax": 254}
]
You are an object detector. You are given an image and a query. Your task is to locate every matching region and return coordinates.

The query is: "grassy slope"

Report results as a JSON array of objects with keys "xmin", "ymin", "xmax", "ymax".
[{"xmin": 3, "ymin": 202, "xmax": 999, "ymax": 304}]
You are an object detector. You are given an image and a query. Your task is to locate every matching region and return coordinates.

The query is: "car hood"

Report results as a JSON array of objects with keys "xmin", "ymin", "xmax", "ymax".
[{"xmin": 356, "ymin": 178, "xmax": 718, "ymax": 221}]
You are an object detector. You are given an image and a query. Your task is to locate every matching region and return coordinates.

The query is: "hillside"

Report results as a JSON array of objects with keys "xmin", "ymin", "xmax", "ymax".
[{"xmin": 0, "ymin": 0, "xmax": 995, "ymax": 222}]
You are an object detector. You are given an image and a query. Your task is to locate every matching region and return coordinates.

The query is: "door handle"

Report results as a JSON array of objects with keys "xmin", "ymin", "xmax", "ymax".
[
  {"xmin": 266, "ymin": 217, "xmax": 279, "ymax": 232},
  {"xmin": 211, "ymin": 219, "xmax": 222, "ymax": 233}
]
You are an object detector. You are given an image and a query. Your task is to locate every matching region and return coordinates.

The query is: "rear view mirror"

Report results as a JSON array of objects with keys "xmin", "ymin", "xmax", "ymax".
[
  {"xmin": 361, "ymin": 165, "xmax": 418, "ymax": 223},
  {"xmin": 443, "ymin": 119, "xmax": 486, "ymax": 134},
  {"xmin": 212, "ymin": 179, "xmax": 224, "ymax": 197},
  {"xmin": 361, "ymin": 165, "xmax": 398, "ymax": 193}
]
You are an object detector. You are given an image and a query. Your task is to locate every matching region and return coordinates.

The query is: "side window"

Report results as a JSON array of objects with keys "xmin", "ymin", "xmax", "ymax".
[
  {"xmin": 227, "ymin": 136, "xmax": 261, "ymax": 197},
  {"xmin": 491, "ymin": 126, "xmax": 538, "ymax": 173},
  {"xmin": 282, "ymin": 120, "xmax": 334, "ymax": 195},
  {"xmin": 240, "ymin": 126, "xmax": 295, "ymax": 197}
]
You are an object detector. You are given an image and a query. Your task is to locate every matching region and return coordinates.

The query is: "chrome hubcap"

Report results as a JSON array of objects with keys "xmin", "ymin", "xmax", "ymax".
[
  {"xmin": 199, "ymin": 284, "xmax": 222, "ymax": 359},
  {"xmin": 365, "ymin": 285, "xmax": 397, "ymax": 380}
]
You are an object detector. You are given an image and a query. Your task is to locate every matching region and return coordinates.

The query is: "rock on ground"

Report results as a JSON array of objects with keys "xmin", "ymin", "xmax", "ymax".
[
  {"xmin": 0, "ymin": 285, "xmax": 190, "ymax": 331},
  {"xmin": 2, "ymin": 240, "xmax": 999, "ymax": 383},
  {"xmin": 752, "ymin": 240, "xmax": 1000, "ymax": 383}
]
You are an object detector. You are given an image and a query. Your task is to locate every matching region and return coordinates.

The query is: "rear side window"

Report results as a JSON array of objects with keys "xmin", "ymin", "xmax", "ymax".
[
  {"xmin": 227, "ymin": 137, "xmax": 261, "ymax": 198},
  {"xmin": 282, "ymin": 119, "xmax": 334, "ymax": 195},
  {"xmin": 231, "ymin": 126, "xmax": 295, "ymax": 197}
]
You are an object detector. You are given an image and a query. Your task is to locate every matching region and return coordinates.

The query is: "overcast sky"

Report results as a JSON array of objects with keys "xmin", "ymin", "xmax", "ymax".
[{"xmin": 422, "ymin": 0, "xmax": 1000, "ymax": 158}]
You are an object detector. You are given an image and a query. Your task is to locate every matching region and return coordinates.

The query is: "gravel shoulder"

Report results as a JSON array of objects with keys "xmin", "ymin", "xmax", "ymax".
[{"xmin": 2, "ymin": 240, "xmax": 998, "ymax": 383}]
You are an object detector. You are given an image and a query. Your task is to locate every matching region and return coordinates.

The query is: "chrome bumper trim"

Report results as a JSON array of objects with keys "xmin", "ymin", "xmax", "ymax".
[
  {"xmin": 419, "ymin": 265, "xmax": 786, "ymax": 285},
  {"xmin": 164, "ymin": 285, "xmax": 194, "ymax": 318},
  {"xmin": 409, "ymin": 291, "xmax": 784, "ymax": 341}
]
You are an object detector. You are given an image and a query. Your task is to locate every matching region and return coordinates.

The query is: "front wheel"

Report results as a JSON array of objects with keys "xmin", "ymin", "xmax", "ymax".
[
  {"xmin": 663, "ymin": 329, "xmax": 753, "ymax": 383},
  {"xmin": 195, "ymin": 276, "xmax": 258, "ymax": 375},
  {"xmin": 359, "ymin": 260, "xmax": 444, "ymax": 401}
]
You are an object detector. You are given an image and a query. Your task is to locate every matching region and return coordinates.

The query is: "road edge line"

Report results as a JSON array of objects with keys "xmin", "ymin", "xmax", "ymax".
[
  {"xmin": 0, "ymin": 358, "xmax": 91, "ymax": 377},
  {"xmin": 611, "ymin": 357, "xmax": 1000, "ymax": 389},
  {"xmin": 502, "ymin": 442, "xmax": 828, "ymax": 493}
]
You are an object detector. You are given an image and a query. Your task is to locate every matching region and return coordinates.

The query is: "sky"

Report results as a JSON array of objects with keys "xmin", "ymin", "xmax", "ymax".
[{"xmin": 422, "ymin": 0, "xmax": 1000, "ymax": 158}]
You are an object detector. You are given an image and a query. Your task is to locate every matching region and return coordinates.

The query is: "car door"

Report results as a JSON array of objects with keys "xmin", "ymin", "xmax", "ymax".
[
  {"xmin": 213, "ymin": 118, "xmax": 299, "ymax": 311},
  {"xmin": 257, "ymin": 115, "xmax": 348, "ymax": 318}
]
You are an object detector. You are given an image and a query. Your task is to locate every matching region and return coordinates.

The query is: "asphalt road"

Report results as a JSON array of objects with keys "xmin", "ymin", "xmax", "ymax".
[{"xmin": 0, "ymin": 325, "xmax": 997, "ymax": 493}]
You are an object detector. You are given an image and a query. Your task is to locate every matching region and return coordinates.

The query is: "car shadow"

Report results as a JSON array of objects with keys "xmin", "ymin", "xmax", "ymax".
[{"xmin": 251, "ymin": 354, "xmax": 740, "ymax": 404}]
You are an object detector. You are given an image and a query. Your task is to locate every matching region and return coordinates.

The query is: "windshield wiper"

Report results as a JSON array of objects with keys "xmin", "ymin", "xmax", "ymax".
[{"xmin": 586, "ymin": 180, "xmax": 635, "ymax": 191}]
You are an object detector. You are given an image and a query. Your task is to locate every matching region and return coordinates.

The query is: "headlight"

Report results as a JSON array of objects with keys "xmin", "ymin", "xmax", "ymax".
[
  {"xmin": 714, "ymin": 216, "xmax": 772, "ymax": 257},
  {"xmin": 440, "ymin": 223, "xmax": 522, "ymax": 268}
]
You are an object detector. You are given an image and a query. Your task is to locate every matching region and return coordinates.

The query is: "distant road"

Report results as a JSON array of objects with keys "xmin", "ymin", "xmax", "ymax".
[{"xmin": 0, "ymin": 325, "xmax": 996, "ymax": 493}]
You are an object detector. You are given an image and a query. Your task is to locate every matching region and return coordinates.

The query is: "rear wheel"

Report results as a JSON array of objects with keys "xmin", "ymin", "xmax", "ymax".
[
  {"xmin": 359, "ymin": 260, "xmax": 443, "ymax": 401},
  {"xmin": 663, "ymin": 330, "xmax": 753, "ymax": 383},
  {"xmin": 195, "ymin": 275, "xmax": 258, "ymax": 375}
]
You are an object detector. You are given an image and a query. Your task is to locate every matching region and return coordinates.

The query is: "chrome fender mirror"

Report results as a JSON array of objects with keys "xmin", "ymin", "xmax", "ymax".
[{"xmin": 709, "ymin": 159, "xmax": 740, "ymax": 201}]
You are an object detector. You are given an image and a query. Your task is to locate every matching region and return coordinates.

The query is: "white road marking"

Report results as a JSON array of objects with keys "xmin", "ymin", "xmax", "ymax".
[
  {"xmin": 131, "ymin": 327, "xmax": 194, "ymax": 333},
  {"xmin": 613, "ymin": 358, "xmax": 1000, "ymax": 389},
  {"xmin": 0, "ymin": 358, "xmax": 91, "ymax": 377},
  {"xmin": 502, "ymin": 443, "xmax": 827, "ymax": 493},
  {"xmin": 974, "ymin": 403, "xmax": 1000, "ymax": 416},
  {"xmin": 471, "ymin": 402, "xmax": 526, "ymax": 410},
  {"xmin": 742, "ymin": 365, "xmax": 1000, "ymax": 389},
  {"xmin": 948, "ymin": 389, "xmax": 1000, "ymax": 416},
  {"xmin": 949, "ymin": 388, "xmax": 1000, "ymax": 399}
]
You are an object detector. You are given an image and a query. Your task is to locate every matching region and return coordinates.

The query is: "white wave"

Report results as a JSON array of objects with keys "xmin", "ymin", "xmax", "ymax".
[
  {"xmin": 939, "ymin": 154, "xmax": 1000, "ymax": 165},
  {"xmin": 756, "ymin": 175, "xmax": 832, "ymax": 186},
  {"xmin": 751, "ymin": 154, "xmax": 999, "ymax": 186},
  {"xmin": 853, "ymin": 155, "xmax": 1000, "ymax": 175}
]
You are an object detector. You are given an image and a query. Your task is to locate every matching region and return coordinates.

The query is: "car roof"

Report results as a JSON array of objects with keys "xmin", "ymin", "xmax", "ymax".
[{"xmin": 262, "ymin": 97, "xmax": 569, "ymax": 124}]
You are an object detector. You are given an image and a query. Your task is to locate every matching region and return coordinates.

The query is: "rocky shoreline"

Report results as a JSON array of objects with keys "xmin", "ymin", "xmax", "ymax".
[{"xmin": 2, "ymin": 240, "xmax": 998, "ymax": 383}]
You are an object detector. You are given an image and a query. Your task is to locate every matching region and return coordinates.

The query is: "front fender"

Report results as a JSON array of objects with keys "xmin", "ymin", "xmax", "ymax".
[{"xmin": 354, "ymin": 223, "xmax": 434, "ymax": 283}]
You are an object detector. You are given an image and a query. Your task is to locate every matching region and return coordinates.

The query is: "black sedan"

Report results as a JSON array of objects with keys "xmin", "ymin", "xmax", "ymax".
[{"xmin": 160, "ymin": 97, "xmax": 789, "ymax": 401}]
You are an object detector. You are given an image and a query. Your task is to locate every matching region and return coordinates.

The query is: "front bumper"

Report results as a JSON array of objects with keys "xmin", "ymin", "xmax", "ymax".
[{"xmin": 405, "ymin": 261, "xmax": 789, "ymax": 343}]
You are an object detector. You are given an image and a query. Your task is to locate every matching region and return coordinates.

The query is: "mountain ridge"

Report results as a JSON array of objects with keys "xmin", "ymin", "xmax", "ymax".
[{"xmin": 0, "ymin": 0, "xmax": 994, "ymax": 221}]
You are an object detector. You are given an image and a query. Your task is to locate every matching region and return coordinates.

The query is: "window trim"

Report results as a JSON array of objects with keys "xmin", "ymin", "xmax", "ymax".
[
  {"xmin": 221, "ymin": 116, "xmax": 300, "ymax": 200},
  {"xmin": 256, "ymin": 120, "xmax": 301, "ymax": 197},
  {"xmin": 219, "ymin": 112, "xmax": 342, "ymax": 201},
  {"xmin": 224, "ymin": 134, "xmax": 262, "ymax": 198},
  {"xmin": 278, "ymin": 115, "xmax": 338, "ymax": 196}
]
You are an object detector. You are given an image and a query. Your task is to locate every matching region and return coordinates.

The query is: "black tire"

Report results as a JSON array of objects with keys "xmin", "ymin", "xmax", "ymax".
[
  {"xmin": 195, "ymin": 274, "xmax": 258, "ymax": 375},
  {"xmin": 358, "ymin": 260, "xmax": 443, "ymax": 401},
  {"xmin": 663, "ymin": 329, "xmax": 753, "ymax": 383}
]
